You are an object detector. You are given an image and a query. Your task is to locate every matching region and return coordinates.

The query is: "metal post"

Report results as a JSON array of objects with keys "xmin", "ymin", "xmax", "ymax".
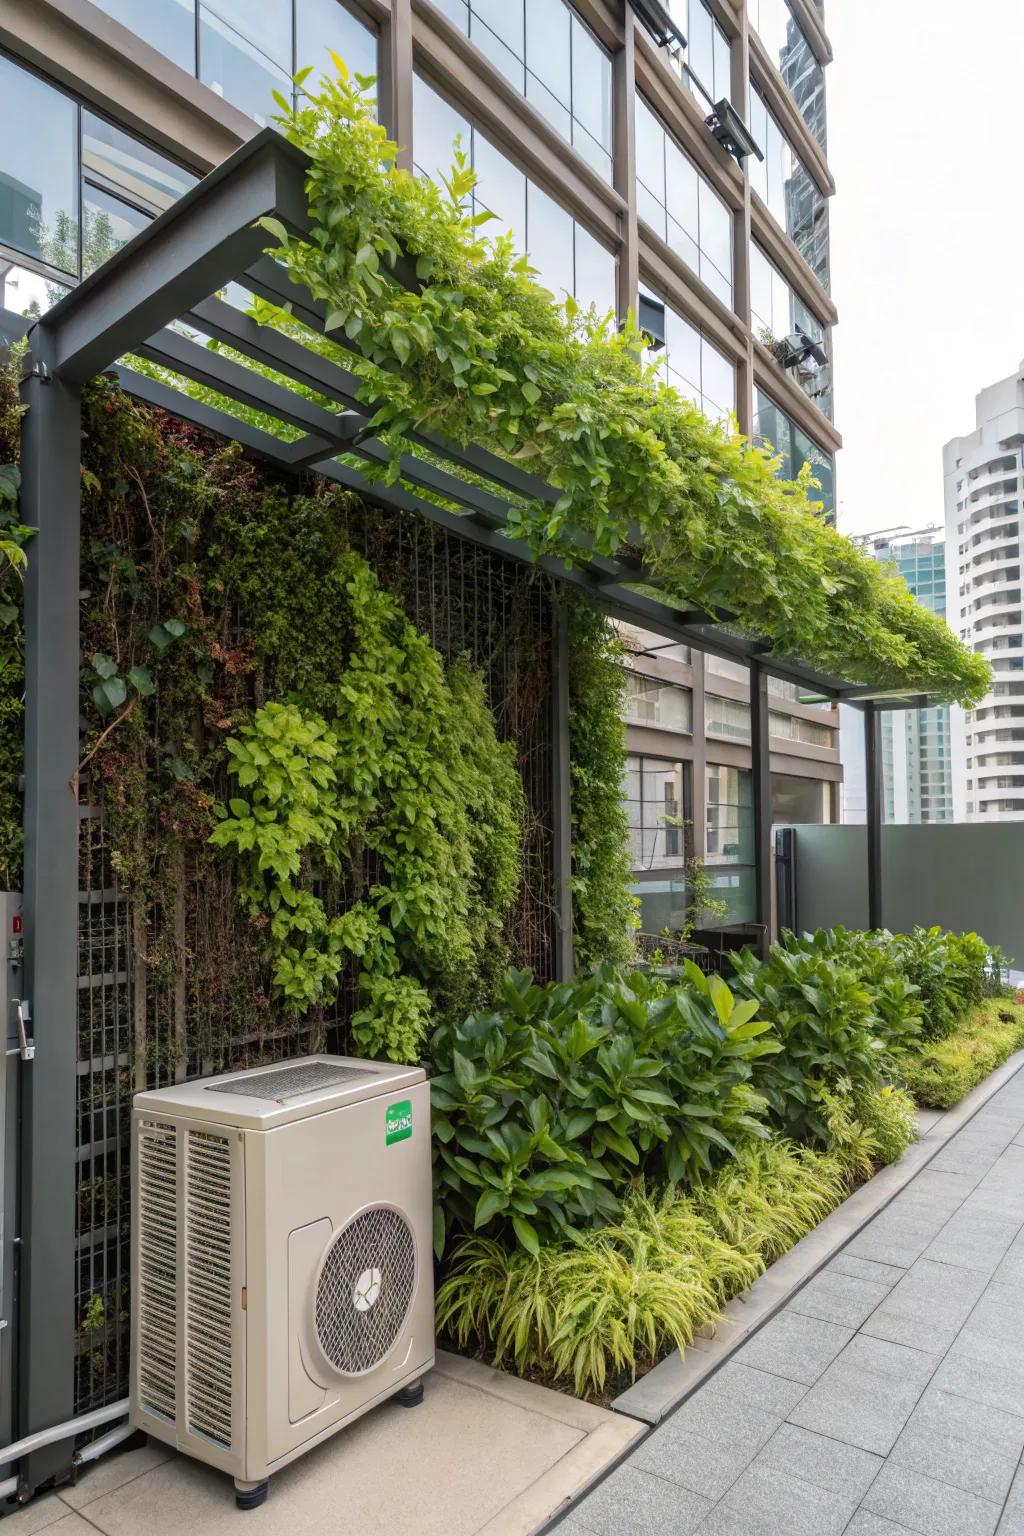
[
  {"xmin": 380, "ymin": 0, "xmax": 414, "ymax": 172},
  {"xmin": 612, "ymin": 10, "xmax": 638, "ymax": 326},
  {"xmin": 865, "ymin": 703, "xmax": 884, "ymax": 930},
  {"xmin": 749, "ymin": 661, "xmax": 772, "ymax": 957},
  {"xmin": 16, "ymin": 324, "xmax": 81, "ymax": 1494},
  {"xmin": 551, "ymin": 603, "xmax": 574, "ymax": 982}
]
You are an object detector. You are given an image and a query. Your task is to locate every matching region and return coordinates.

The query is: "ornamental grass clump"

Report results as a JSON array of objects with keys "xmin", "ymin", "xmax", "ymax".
[
  {"xmin": 259, "ymin": 63, "xmax": 989, "ymax": 706},
  {"xmin": 902, "ymin": 998, "xmax": 1024, "ymax": 1108}
]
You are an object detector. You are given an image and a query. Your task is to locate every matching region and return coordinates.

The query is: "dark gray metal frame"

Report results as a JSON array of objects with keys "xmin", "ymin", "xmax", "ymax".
[{"xmin": 2, "ymin": 126, "xmax": 918, "ymax": 1501}]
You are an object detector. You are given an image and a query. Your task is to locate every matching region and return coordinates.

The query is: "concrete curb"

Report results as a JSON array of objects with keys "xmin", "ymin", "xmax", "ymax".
[{"xmin": 610, "ymin": 1047, "xmax": 1024, "ymax": 1425}]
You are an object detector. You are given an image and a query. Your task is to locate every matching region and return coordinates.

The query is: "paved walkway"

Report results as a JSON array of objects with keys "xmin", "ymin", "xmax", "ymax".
[{"xmin": 567, "ymin": 1067, "xmax": 1024, "ymax": 1536}]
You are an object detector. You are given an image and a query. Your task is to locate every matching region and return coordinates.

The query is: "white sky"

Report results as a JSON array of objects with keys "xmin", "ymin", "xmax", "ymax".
[{"xmin": 827, "ymin": 0, "xmax": 1024, "ymax": 537}]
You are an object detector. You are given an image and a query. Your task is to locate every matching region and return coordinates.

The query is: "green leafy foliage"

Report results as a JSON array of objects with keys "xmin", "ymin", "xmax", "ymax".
[
  {"xmin": 0, "ymin": 339, "xmax": 31, "ymax": 883},
  {"xmin": 902, "ymin": 998, "xmax": 1024, "ymax": 1108},
  {"xmin": 260, "ymin": 65, "xmax": 988, "ymax": 706},
  {"xmin": 730, "ymin": 935, "xmax": 894, "ymax": 1144},
  {"xmin": 437, "ymin": 1141, "xmax": 851, "ymax": 1397},
  {"xmin": 209, "ymin": 553, "xmax": 525, "ymax": 1059},
  {"xmin": 429, "ymin": 962, "xmax": 778, "ymax": 1256},
  {"xmin": 887, "ymin": 926, "xmax": 1000, "ymax": 1041},
  {"xmin": 567, "ymin": 600, "xmax": 638, "ymax": 967}
]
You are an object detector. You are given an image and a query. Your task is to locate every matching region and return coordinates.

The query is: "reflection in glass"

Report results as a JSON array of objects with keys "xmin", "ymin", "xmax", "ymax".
[
  {"xmin": 0, "ymin": 259, "xmax": 71, "ymax": 316},
  {"xmin": 748, "ymin": 86, "xmax": 829, "ymax": 291},
  {"xmin": 0, "ymin": 58, "xmax": 79, "ymax": 274},
  {"xmin": 88, "ymin": 0, "xmax": 197, "ymax": 72},
  {"xmin": 641, "ymin": 285, "xmax": 736, "ymax": 424},
  {"xmin": 82, "ymin": 112, "xmax": 197, "ymax": 215},
  {"xmin": 634, "ymin": 94, "xmax": 733, "ymax": 308},
  {"xmin": 199, "ymin": 6, "xmax": 292, "ymax": 126},
  {"xmin": 82, "ymin": 185, "xmax": 149, "ymax": 275},
  {"xmin": 754, "ymin": 389, "xmax": 834, "ymax": 521},
  {"xmin": 296, "ymin": 0, "xmax": 378, "ymax": 84},
  {"xmin": 749, "ymin": 0, "xmax": 826, "ymax": 150}
]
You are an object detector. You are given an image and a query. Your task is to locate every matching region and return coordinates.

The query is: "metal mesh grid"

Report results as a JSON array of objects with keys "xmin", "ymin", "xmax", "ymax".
[
  {"xmin": 73, "ymin": 500, "xmax": 557, "ymax": 1411},
  {"xmin": 211, "ymin": 1062, "xmax": 377, "ymax": 1102},
  {"xmin": 314, "ymin": 1207, "xmax": 416, "ymax": 1376}
]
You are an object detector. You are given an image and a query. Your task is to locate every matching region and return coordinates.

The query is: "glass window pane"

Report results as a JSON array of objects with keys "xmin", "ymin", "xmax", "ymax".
[
  {"xmin": 698, "ymin": 180, "xmax": 731, "ymax": 289},
  {"xmin": 89, "ymin": 0, "xmax": 197, "ymax": 72},
  {"xmin": 750, "ymin": 243, "xmax": 773, "ymax": 335},
  {"xmin": 525, "ymin": 0, "xmax": 570, "ymax": 100},
  {"xmin": 687, "ymin": 0, "xmax": 714, "ymax": 95},
  {"xmin": 470, "ymin": 15, "xmax": 525, "ymax": 91},
  {"xmin": 0, "ymin": 260, "xmax": 71, "ymax": 316},
  {"xmin": 572, "ymin": 125, "xmax": 613, "ymax": 184},
  {"xmin": 432, "ymin": 0, "xmax": 469, "ymax": 30},
  {"xmin": 471, "ymin": 0, "xmax": 524, "ymax": 58},
  {"xmin": 82, "ymin": 112, "xmax": 196, "ymax": 215},
  {"xmin": 526, "ymin": 182, "xmax": 574, "ymax": 299},
  {"xmin": 712, "ymin": 21, "xmax": 731, "ymax": 101},
  {"xmin": 571, "ymin": 18, "xmax": 611, "ymax": 150},
  {"xmin": 296, "ymin": 0, "xmax": 378, "ymax": 83},
  {"xmin": 665, "ymin": 140, "xmax": 699, "ymax": 242},
  {"xmin": 701, "ymin": 339, "xmax": 735, "ymax": 419},
  {"xmin": 82, "ymin": 184, "xmax": 149, "ymax": 275},
  {"xmin": 199, "ymin": 7, "xmax": 292, "ymax": 125},
  {"xmin": 204, "ymin": 0, "xmax": 290, "ymax": 66},
  {"xmin": 664, "ymin": 304, "xmax": 701, "ymax": 394},
  {"xmin": 526, "ymin": 73, "xmax": 572, "ymax": 143},
  {"xmin": 0, "ymin": 57, "xmax": 79, "ymax": 274},
  {"xmin": 413, "ymin": 76, "xmax": 470, "ymax": 183},
  {"xmin": 471, "ymin": 133, "xmax": 527, "ymax": 248},
  {"xmin": 573, "ymin": 223, "xmax": 615, "ymax": 311},
  {"xmin": 635, "ymin": 98, "xmax": 665, "ymax": 204}
]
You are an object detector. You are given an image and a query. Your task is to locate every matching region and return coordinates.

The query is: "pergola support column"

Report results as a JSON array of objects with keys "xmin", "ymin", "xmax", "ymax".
[
  {"xmin": 16, "ymin": 325, "xmax": 81, "ymax": 1494},
  {"xmin": 749, "ymin": 661, "xmax": 772, "ymax": 959},
  {"xmin": 551, "ymin": 602, "xmax": 574, "ymax": 982},
  {"xmin": 865, "ymin": 703, "xmax": 884, "ymax": 930}
]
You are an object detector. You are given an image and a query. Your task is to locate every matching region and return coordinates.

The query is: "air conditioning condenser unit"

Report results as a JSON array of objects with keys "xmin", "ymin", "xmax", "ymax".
[{"xmin": 130, "ymin": 1055, "xmax": 434, "ymax": 1508}]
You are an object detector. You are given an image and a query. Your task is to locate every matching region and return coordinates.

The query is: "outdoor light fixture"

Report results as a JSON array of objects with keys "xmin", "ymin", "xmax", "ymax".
[
  {"xmin": 637, "ymin": 292, "xmax": 667, "ymax": 351},
  {"xmin": 705, "ymin": 100, "xmax": 764, "ymax": 163},
  {"xmin": 628, "ymin": 0, "xmax": 685, "ymax": 51},
  {"xmin": 772, "ymin": 330, "xmax": 829, "ymax": 371}
]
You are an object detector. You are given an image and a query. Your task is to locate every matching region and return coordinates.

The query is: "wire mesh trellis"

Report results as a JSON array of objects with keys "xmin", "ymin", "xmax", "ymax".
[{"xmin": 73, "ymin": 499, "xmax": 559, "ymax": 1412}]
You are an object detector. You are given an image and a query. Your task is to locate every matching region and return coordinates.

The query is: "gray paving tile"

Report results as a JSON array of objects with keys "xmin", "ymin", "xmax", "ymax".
[
  {"xmin": 753, "ymin": 1422, "xmax": 882, "ymax": 1501},
  {"xmin": 787, "ymin": 1270, "xmax": 890, "ymax": 1329},
  {"xmin": 861, "ymin": 1257, "xmax": 989, "ymax": 1354},
  {"xmin": 735, "ymin": 1310, "xmax": 853, "ymax": 1386},
  {"xmin": 844, "ymin": 1211, "xmax": 948, "ymax": 1269},
  {"xmin": 910, "ymin": 1167, "xmax": 985, "ymax": 1199},
  {"xmin": 890, "ymin": 1394, "xmax": 1021, "ymax": 1502},
  {"xmin": 695, "ymin": 1462, "xmax": 856, "ymax": 1536},
  {"xmin": 861, "ymin": 1462, "xmax": 1001, "ymax": 1536},
  {"xmin": 958, "ymin": 1281, "xmax": 1024, "ymax": 1350},
  {"xmin": 924, "ymin": 1211, "xmax": 1021, "ymax": 1272},
  {"xmin": 630, "ymin": 1424, "xmax": 756, "ymax": 1503},
  {"xmin": 787, "ymin": 1335, "xmax": 938, "ymax": 1455},
  {"xmin": 931, "ymin": 1350, "xmax": 1024, "ymax": 1419},
  {"xmin": 701, "ymin": 1362, "xmax": 808, "ymax": 1419},
  {"xmin": 663, "ymin": 1386, "xmax": 781, "ymax": 1454},
  {"xmin": 998, "ymin": 1463, "xmax": 1024, "ymax": 1535},
  {"xmin": 573, "ymin": 1466, "xmax": 711, "ymax": 1536},
  {"xmin": 827, "ymin": 1253, "xmax": 906, "ymax": 1289},
  {"xmin": 845, "ymin": 1516, "xmax": 922, "ymax": 1536},
  {"xmin": 992, "ymin": 1247, "xmax": 1024, "ymax": 1288}
]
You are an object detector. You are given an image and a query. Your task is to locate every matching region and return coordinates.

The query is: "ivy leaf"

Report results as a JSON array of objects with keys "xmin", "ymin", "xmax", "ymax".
[
  {"xmin": 92, "ymin": 675, "xmax": 126, "ymax": 718},
  {"xmin": 163, "ymin": 618, "xmax": 186, "ymax": 639},
  {"xmin": 91, "ymin": 651, "xmax": 118, "ymax": 679},
  {"xmin": 128, "ymin": 665, "xmax": 155, "ymax": 697},
  {"xmin": 521, "ymin": 381, "xmax": 541, "ymax": 405},
  {"xmin": 229, "ymin": 797, "xmax": 250, "ymax": 818}
]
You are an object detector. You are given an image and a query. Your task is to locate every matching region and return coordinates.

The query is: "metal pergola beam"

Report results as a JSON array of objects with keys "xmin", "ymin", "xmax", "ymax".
[{"xmin": 749, "ymin": 662, "xmax": 773, "ymax": 959}]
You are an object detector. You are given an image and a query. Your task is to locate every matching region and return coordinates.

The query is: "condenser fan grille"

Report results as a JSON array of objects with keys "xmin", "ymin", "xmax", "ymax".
[{"xmin": 315, "ymin": 1207, "xmax": 416, "ymax": 1376}]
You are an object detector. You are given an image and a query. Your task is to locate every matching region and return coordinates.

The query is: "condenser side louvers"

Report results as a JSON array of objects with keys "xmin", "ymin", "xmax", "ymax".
[
  {"xmin": 136, "ymin": 1120, "xmax": 178, "ymax": 1424},
  {"xmin": 185, "ymin": 1128, "xmax": 234, "ymax": 1448}
]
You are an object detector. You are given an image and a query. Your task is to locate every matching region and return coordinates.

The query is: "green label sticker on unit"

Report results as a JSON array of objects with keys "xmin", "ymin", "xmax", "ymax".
[{"xmin": 386, "ymin": 1098, "xmax": 413, "ymax": 1145}]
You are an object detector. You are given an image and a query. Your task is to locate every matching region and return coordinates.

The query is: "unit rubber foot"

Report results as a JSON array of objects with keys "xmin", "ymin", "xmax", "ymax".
[
  {"xmin": 234, "ymin": 1479, "xmax": 269, "ymax": 1510},
  {"xmin": 396, "ymin": 1380, "xmax": 424, "ymax": 1408}
]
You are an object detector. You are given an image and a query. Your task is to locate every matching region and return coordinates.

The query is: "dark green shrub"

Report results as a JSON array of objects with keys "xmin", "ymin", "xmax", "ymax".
[
  {"xmin": 887, "ymin": 927, "xmax": 999, "ymax": 1041},
  {"xmin": 429, "ymin": 962, "xmax": 779, "ymax": 1255}
]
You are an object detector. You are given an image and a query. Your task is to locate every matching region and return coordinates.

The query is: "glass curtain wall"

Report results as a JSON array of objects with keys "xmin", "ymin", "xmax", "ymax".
[
  {"xmin": 705, "ymin": 762, "xmax": 753, "ymax": 922},
  {"xmin": 748, "ymin": 0, "xmax": 826, "ymax": 150},
  {"xmin": 414, "ymin": 76, "xmax": 616, "ymax": 309},
  {"xmin": 750, "ymin": 241, "xmax": 832, "ymax": 418},
  {"xmin": 431, "ymin": 0, "xmax": 613, "ymax": 182},
  {"xmin": 635, "ymin": 95, "xmax": 734, "ymax": 308},
  {"xmin": 89, "ymin": 0, "xmax": 378, "ymax": 124},
  {"xmin": 0, "ymin": 55, "xmax": 196, "ymax": 302},
  {"xmin": 660, "ymin": 0, "xmax": 732, "ymax": 107},
  {"xmin": 754, "ymin": 389, "xmax": 835, "ymax": 520},
  {"xmin": 639, "ymin": 285, "xmax": 736, "ymax": 424},
  {"xmin": 624, "ymin": 755, "xmax": 693, "ymax": 933},
  {"xmin": 747, "ymin": 86, "xmax": 829, "ymax": 291},
  {"xmin": 623, "ymin": 673, "xmax": 694, "ymax": 732}
]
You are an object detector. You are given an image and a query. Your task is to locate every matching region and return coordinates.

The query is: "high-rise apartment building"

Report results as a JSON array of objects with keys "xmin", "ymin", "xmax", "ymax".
[
  {"xmin": 853, "ymin": 529, "xmax": 954, "ymax": 825},
  {"xmin": 0, "ymin": 0, "xmax": 841, "ymax": 930},
  {"xmin": 945, "ymin": 363, "xmax": 1024, "ymax": 822}
]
